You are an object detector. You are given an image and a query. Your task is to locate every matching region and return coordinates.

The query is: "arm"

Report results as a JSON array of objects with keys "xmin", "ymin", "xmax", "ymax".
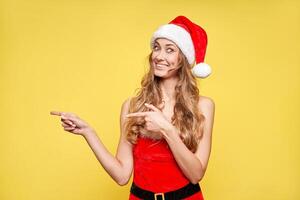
[
  {"xmin": 82, "ymin": 97, "xmax": 133, "ymax": 186},
  {"xmin": 162, "ymin": 96, "xmax": 215, "ymax": 184}
]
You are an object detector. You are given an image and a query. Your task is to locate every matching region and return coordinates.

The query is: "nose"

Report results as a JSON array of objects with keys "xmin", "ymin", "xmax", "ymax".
[{"xmin": 154, "ymin": 49, "xmax": 166, "ymax": 61}]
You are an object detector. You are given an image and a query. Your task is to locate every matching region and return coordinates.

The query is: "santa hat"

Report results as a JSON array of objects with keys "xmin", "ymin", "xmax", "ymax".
[{"xmin": 150, "ymin": 15, "xmax": 212, "ymax": 78}]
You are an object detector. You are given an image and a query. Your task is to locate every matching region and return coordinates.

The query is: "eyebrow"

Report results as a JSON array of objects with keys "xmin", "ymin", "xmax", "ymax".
[{"xmin": 154, "ymin": 42, "xmax": 176, "ymax": 47}]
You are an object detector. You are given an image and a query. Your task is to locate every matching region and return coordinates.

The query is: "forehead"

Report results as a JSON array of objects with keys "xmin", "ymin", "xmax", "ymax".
[{"xmin": 154, "ymin": 38, "xmax": 178, "ymax": 47}]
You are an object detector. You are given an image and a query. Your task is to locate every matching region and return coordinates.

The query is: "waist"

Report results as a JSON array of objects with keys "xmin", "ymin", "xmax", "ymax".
[
  {"xmin": 133, "ymin": 158, "xmax": 190, "ymax": 191},
  {"xmin": 130, "ymin": 181, "xmax": 202, "ymax": 200}
]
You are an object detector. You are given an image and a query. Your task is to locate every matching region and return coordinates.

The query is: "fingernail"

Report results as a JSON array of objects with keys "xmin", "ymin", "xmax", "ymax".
[{"xmin": 145, "ymin": 103, "xmax": 148, "ymax": 105}]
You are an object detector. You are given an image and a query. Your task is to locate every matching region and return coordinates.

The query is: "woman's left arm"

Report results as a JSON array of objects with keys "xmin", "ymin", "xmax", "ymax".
[{"xmin": 162, "ymin": 97, "xmax": 215, "ymax": 184}]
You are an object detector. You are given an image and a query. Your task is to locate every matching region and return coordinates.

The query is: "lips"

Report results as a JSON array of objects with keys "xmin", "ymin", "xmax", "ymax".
[
  {"xmin": 156, "ymin": 64, "xmax": 167, "ymax": 67},
  {"xmin": 155, "ymin": 63, "xmax": 168, "ymax": 70},
  {"xmin": 155, "ymin": 65, "xmax": 164, "ymax": 70}
]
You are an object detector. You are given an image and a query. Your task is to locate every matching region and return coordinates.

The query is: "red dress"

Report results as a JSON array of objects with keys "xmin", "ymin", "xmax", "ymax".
[{"xmin": 129, "ymin": 135, "xmax": 204, "ymax": 200}]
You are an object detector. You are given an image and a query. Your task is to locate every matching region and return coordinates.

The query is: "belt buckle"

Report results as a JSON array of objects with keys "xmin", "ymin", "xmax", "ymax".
[{"xmin": 154, "ymin": 192, "xmax": 165, "ymax": 200}]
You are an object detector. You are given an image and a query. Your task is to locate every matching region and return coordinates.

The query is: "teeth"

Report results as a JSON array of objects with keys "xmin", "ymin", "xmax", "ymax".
[{"xmin": 157, "ymin": 64, "xmax": 167, "ymax": 67}]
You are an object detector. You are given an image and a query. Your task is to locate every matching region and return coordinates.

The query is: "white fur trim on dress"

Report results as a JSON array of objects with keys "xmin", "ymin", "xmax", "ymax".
[{"xmin": 150, "ymin": 24, "xmax": 195, "ymax": 64}]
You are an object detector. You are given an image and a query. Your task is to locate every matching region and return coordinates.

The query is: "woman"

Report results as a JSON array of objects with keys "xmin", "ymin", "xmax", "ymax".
[{"xmin": 50, "ymin": 16, "xmax": 215, "ymax": 200}]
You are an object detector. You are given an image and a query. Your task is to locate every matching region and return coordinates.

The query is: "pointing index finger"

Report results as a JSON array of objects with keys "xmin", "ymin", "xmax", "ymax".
[{"xmin": 50, "ymin": 111, "xmax": 63, "ymax": 116}]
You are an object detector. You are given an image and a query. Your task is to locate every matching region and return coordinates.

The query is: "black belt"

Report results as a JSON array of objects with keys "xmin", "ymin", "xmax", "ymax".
[{"xmin": 130, "ymin": 182, "xmax": 201, "ymax": 200}]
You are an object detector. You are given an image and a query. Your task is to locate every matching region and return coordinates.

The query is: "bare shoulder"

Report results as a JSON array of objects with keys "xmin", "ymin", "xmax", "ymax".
[
  {"xmin": 121, "ymin": 97, "xmax": 133, "ymax": 116},
  {"xmin": 198, "ymin": 95, "xmax": 215, "ymax": 111},
  {"xmin": 119, "ymin": 97, "xmax": 133, "ymax": 141},
  {"xmin": 198, "ymin": 95, "xmax": 215, "ymax": 122}
]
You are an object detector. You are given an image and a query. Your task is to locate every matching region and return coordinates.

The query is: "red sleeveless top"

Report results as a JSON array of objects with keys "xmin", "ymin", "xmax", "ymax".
[{"xmin": 129, "ymin": 136, "xmax": 204, "ymax": 200}]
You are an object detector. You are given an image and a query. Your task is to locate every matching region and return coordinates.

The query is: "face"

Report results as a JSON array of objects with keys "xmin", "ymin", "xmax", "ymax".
[{"xmin": 151, "ymin": 38, "xmax": 181, "ymax": 78}]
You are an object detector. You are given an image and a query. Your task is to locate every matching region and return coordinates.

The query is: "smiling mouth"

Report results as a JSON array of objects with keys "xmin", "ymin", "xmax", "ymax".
[
  {"xmin": 155, "ymin": 63, "xmax": 168, "ymax": 69},
  {"xmin": 155, "ymin": 66, "xmax": 164, "ymax": 70}
]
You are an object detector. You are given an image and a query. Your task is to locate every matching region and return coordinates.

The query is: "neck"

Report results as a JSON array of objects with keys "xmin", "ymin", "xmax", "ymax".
[{"xmin": 159, "ymin": 76, "xmax": 179, "ymax": 102}]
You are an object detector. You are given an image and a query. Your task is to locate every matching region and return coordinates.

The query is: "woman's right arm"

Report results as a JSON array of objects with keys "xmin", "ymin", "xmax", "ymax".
[
  {"xmin": 50, "ymin": 97, "xmax": 133, "ymax": 186},
  {"xmin": 82, "ymin": 97, "xmax": 133, "ymax": 185}
]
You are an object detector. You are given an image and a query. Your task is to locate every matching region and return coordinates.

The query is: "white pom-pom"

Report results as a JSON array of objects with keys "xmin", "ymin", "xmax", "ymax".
[{"xmin": 191, "ymin": 63, "xmax": 212, "ymax": 78}]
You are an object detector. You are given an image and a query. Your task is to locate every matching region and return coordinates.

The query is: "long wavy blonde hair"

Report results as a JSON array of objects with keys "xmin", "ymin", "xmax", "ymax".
[{"xmin": 125, "ymin": 49, "xmax": 205, "ymax": 153}]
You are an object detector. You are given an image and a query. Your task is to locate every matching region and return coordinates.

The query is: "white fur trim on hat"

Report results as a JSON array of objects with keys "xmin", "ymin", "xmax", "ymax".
[
  {"xmin": 192, "ymin": 62, "xmax": 212, "ymax": 78},
  {"xmin": 150, "ymin": 24, "xmax": 195, "ymax": 65}
]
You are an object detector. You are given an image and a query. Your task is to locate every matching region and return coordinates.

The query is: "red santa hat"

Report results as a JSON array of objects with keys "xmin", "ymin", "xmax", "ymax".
[{"xmin": 150, "ymin": 15, "xmax": 212, "ymax": 78}]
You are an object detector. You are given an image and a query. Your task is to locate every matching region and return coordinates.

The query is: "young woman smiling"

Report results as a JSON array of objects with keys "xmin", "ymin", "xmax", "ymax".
[{"xmin": 51, "ymin": 16, "xmax": 215, "ymax": 200}]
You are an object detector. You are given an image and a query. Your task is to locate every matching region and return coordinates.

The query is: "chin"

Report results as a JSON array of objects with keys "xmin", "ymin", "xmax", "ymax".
[{"xmin": 154, "ymin": 71, "xmax": 168, "ymax": 77}]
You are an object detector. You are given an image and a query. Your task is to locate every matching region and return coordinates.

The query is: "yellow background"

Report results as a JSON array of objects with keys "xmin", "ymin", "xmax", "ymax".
[{"xmin": 1, "ymin": 0, "xmax": 299, "ymax": 199}]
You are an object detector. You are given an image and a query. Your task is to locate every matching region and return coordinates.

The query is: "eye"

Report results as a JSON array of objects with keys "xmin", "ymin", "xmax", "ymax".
[{"xmin": 167, "ymin": 48, "xmax": 174, "ymax": 53}]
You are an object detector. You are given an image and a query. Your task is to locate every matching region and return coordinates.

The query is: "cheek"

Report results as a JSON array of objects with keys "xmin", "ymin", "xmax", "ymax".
[
  {"xmin": 169, "ymin": 54, "xmax": 180, "ymax": 64},
  {"xmin": 151, "ymin": 54, "xmax": 157, "ymax": 64},
  {"xmin": 169, "ymin": 59, "xmax": 179, "ymax": 68},
  {"xmin": 151, "ymin": 51, "xmax": 159, "ymax": 60}
]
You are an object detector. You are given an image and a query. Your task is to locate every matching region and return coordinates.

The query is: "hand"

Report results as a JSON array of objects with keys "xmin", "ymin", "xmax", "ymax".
[
  {"xmin": 125, "ymin": 103, "xmax": 174, "ymax": 137},
  {"xmin": 50, "ymin": 111, "xmax": 94, "ymax": 136}
]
